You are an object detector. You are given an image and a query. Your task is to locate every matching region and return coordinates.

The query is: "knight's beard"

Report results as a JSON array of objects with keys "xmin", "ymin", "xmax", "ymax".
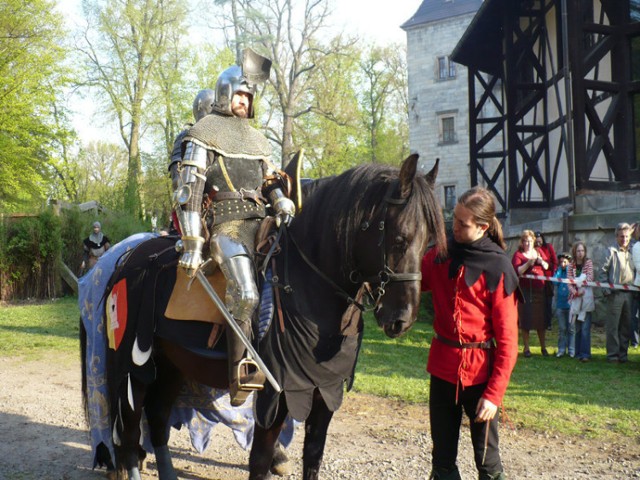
[{"xmin": 232, "ymin": 105, "xmax": 249, "ymax": 118}]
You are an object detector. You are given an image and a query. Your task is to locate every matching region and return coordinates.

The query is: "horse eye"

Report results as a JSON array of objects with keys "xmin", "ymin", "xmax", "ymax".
[{"xmin": 394, "ymin": 235, "xmax": 407, "ymax": 246}]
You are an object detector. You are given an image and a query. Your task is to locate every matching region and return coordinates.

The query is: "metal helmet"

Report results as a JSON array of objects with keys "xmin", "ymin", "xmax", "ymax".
[
  {"xmin": 213, "ymin": 65, "xmax": 255, "ymax": 117},
  {"xmin": 213, "ymin": 48, "xmax": 272, "ymax": 119},
  {"xmin": 192, "ymin": 89, "xmax": 215, "ymax": 122}
]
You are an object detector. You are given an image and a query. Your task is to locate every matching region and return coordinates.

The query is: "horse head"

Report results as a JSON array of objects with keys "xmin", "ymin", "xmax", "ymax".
[{"xmin": 353, "ymin": 154, "xmax": 446, "ymax": 338}]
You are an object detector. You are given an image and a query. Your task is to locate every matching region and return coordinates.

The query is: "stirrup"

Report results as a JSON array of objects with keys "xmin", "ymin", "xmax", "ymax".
[
  {"xmin": 235, "ymin": 357, "xmax": 266, "ymax": 392},
  {"xmin": 229, "ymin": 357, "xmax": 266, "ymax": 406}
]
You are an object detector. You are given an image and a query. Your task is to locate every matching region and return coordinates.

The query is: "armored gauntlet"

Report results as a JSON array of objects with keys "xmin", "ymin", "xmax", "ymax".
[{"xmin": 262, "ymin": 173, "xmax": 295, "ymax": 226}]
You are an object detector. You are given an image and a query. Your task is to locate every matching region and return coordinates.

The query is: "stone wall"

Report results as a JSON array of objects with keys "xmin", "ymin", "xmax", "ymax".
[{"xmin": 405, "ymin": 13, "xmax": 476, "ymax": 211}]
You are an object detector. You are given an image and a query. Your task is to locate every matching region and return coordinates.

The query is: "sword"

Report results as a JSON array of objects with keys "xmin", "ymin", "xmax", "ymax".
[{"xmin": 194, "ymin": 269, "xmax": 282, "ymax": 393}]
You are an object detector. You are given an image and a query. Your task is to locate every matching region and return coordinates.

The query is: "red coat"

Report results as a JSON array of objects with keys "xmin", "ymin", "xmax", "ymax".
[
  {"xmin": 421, "ymin": 247, "xmax": 519, "ymax": 406},
  {"xmin": 511, "ymin": 248, "xmax": 549, "ymax": 289}
]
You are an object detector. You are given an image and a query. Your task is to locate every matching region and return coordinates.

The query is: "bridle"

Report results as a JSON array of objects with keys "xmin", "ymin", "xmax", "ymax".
[
  {"xmin": 286, "ymin": 178, "xmax": 423, "ymax": 312},
  {"xmin": 349, "ymin": 179, "xmax": 423, "ymax": 308}
]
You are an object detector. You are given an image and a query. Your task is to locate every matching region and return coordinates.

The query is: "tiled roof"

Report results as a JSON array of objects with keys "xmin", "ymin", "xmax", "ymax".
[{"xmin": 401, "ymin": 0, "xmax": 483, "ymax": 29}]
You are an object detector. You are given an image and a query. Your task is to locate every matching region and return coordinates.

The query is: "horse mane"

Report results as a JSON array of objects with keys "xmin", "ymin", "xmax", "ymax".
[{"xmin": 296, "ymin": 162, "xmax": 446, "ymax": 275}]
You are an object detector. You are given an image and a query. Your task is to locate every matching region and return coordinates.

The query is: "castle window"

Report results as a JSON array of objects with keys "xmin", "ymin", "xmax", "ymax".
[
  {"xmin": 437, "ymin": 56, "xmax": 456, "ymax": 80},
  {"xmin": 444, "ymin": 185, "xmax": 456, "ymax": 211},
  {"xmin": 438, "ymin": 114, "xmax": 457, "ymax": 144}
]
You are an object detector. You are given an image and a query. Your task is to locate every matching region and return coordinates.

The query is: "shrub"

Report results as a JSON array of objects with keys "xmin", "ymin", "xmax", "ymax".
[{"xmin": 0, "ymin": 209, "xmax": 62, "ymax": 299}]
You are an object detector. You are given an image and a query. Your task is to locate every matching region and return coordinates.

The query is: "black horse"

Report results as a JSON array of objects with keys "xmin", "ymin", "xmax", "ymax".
[{"xmin": 81, "ymin": 153, "xmax": 446, "ymax": 480}]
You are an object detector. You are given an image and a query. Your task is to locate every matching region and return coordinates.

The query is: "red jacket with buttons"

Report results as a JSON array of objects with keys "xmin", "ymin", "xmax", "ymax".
[{"xmin": 421, "ymin": 246, "xmax": 519, "ymax": 406}]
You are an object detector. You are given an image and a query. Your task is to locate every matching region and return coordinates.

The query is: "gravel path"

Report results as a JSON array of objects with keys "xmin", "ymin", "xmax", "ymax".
[{"xmin": 0, "ymin": 353, "xmax": 639, "ymax": 479}]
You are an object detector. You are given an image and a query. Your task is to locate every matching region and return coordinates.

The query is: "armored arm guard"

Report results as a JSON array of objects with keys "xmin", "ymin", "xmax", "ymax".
[
  {"xmin": 262, "ymin": 172, "xmax": 295, "ymax": 226},
  {"xmin": 173, "ymin": 141, "xmax": 208, "ymax": 276}
]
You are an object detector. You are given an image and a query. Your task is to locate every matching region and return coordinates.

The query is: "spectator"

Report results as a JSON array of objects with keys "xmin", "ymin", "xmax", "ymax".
[
  {"xmin": 631, "ymin": 223, "xmax": 640, "ymax": 348},
  {"xmin": 568, "ymin": 241, "xmax": 595, "ymax": 363},
  {"xmin": 421, "ymin": 187, "xmax": 519, "ymax": 480},
  {"xmin": 598, "ymin": 223, "xmax": 635, "ymax": 363},
  {"xmin": 81, "ymin": 221, "xmax": 111, "ymax": 273},
  {"xmin": 535, "ymin": 231, "xmax": 557, "ymax": 331},
  {"xmin": 512, "ymin": 230, "xmax": 551, "ymax": 357},
  {"xmin": 555, "ymin": 253, "xmax": 574, "ymax": 357}
]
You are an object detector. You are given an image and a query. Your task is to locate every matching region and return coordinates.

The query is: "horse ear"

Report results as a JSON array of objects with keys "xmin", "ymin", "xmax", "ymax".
[
  {"xmin": 425, "ymin": 158, "xmax": 439, "ymax": 187},
  {"xmin": 399, "ymin": 153, "xmax": 419, "ymax": 197}
]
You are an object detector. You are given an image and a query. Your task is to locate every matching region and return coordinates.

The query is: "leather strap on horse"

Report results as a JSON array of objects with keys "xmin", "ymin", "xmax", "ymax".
[
  {"xmin": 288, "ymin": 231, "xmax": 365, "ymax": 312},
  {"xmin": 271, "ymin": 257, "xmax": 285, "ymax": 333},
  {"xmin": 434, "ymin": 334, "xmax": 494, "ymax": 350},
  {"xmin": 207, "ymin": 323, "xmax": 224, "ymax": 349}
]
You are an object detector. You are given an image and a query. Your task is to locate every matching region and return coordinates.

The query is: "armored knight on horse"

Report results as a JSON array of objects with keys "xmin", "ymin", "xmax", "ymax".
[{"xmin": 169, "ymin": 48, "xmax": 295, "ymax": 407}]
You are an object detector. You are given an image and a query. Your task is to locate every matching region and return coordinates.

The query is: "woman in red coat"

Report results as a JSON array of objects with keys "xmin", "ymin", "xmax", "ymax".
[
  {"xmin": 421, "ymin": 187, "xmax": 520, "ymax": 480},
  {"xmin": 512, "ymin": 230, "xmax": 550, "ymax": 357}
]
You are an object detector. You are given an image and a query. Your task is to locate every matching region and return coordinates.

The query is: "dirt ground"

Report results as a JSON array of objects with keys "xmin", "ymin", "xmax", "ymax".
[{"xmin": 0, "ymin": 353, "xmax": 639, "ymax": 480}]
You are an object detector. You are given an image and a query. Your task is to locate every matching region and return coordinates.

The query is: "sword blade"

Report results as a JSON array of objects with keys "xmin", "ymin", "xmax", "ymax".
[{"xmin": 195, "ymin": 270, "xmax": 281, "ymax": 393}]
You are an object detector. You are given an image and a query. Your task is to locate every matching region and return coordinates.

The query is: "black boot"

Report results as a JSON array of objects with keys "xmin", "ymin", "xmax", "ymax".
[
  {"xmin": 227, "ymin": 320, "xmax": 265, "ymax": 407},
  {"xmin": 429, "ymin": 465, "xmax": 462, "ymax": 480}
]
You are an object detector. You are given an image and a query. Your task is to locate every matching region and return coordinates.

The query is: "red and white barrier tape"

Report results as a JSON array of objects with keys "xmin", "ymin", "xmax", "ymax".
[{"xmin": 521, "ymin": 274, "xmax": 640, "ymax": 292}]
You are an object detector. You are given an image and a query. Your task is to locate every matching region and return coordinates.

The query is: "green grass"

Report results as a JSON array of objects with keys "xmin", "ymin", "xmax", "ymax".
[
  {"xmin": 0, "ymin": 296, "xmax": 80, "ymax": 359},
  {"xmin": 353, "ymin": 309, "xmax": 640, "ymax": 443},
  {"xmin": 2, "ymin": 295, "xmax": 640, "ymax": 443}
]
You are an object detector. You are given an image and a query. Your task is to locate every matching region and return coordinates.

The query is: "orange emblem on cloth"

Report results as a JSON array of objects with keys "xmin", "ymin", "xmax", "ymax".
[{"xmin": 106, "ymin": 278, "xmax": 128, "ymax": 350}]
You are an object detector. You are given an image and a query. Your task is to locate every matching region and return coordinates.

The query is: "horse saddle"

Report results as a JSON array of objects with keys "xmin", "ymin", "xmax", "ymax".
[{"xmin": 165, "ymin": 268, "xmax": 227, "ymax": 324}]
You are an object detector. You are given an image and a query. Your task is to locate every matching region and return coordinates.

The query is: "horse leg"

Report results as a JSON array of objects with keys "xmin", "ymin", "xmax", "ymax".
[
  {"xmin": 144, "ymin": 353, "xmax": 185, "ymax": 480},
  {"xmin": 113, "ymin": 376, "xmax": 146, "ymax": 480},
  {"xmin": 271, "ymin": 441, "xmax": 292, "ymax": 476},
  {"xmin": 249, "ymin": 398, "xmax": 289, "ymax": 480},
  {"xmin": 302, "ymin": 389, "xmax": 334, "ymax": 480}
]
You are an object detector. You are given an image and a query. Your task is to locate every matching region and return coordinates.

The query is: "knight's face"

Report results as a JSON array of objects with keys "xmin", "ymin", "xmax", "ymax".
[{"xmin": 231, "ymin": 92, "xmax": 251, "ymax": 118}]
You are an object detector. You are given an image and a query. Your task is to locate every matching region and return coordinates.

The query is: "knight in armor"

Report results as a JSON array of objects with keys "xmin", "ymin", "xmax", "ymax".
[
  {"xmin": 171, "ymin": 49, "xmax": 295, "ymax": 406},
  {"xmin": 81, "ymin": 221, "xmax": 111, "ymax": 272}
]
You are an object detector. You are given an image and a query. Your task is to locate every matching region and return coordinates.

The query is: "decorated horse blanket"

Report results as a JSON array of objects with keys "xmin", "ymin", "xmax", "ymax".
[{"xmin": 79, "ymin": 233, "xmax": 295, "ymax": 467}]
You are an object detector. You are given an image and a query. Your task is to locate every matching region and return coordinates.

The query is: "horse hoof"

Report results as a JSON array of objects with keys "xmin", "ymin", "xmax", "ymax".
[{"xmin": 270, "ymin": 459, "xmax": 293, "ymax": 476}]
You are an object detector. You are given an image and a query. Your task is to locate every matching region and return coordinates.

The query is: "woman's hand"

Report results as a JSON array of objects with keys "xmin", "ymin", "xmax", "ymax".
[
  {"xmin": 475, "ymin": 397, "xmax": 498, "ymax": 422},
  {"xmin": 534, "ymin": 254, "xmax": 548, "ymax": 270}
]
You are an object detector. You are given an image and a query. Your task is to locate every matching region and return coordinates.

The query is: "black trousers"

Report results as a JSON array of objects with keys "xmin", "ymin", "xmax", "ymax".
[{"xmin": 429, "ymin": 375, "xmax": 503, "ymax": 475}]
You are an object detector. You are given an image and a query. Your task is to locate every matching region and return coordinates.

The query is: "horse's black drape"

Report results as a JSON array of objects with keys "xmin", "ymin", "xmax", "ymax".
[{"xmin": 255, "ymin": 236, "xmax": 363, "ymax": 429}]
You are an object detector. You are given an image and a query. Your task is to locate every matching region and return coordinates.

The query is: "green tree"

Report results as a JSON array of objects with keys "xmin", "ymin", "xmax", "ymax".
[
  {"xmin": 212, "ymin": 0, "xmax": 358, "ymax": 168},
  {"xmin": 359, "ymin": 44, "xmax": 410, "ymax": 165},
  {"xmin": 77, "ymin": 0, "xmax": 187, "ymax": 217},
  {"xmin": 77, "ymin": 141, "xmax": 128, "ymax": 209},
  {"xmin": 296, "ymin": 41, "xmax": 364, "ymax": 177},
  {"xmin": 0, "ymin": 0, "xmax": 70, "ymax": 212}
]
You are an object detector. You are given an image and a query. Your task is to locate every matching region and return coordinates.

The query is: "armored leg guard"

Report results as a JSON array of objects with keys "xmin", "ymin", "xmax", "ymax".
[
  {"xmin": 227, "ymin": 318, "xmax": 265, "ymax": 406},
  {"xmin": 212, "ymin": 236, "xmax": 265, "ymax": 406}
]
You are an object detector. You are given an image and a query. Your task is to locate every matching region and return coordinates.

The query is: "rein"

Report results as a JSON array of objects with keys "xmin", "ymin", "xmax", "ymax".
[{"xmin": 284, "ymin": 179, "xmax": 423, "ymax": 311}]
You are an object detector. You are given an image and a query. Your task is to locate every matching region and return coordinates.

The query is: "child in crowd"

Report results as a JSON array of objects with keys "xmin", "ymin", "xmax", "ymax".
[
  {"xmin": 568, "ymin": 241, "xmax": 595, "ymax": 362},
  {"xmin": 554, "ymin": 253, "xmax": 574, "ymax": 357}
]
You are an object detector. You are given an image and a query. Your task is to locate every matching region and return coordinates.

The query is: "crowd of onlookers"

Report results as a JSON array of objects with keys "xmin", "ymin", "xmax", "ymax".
[{"xmin": 512, "ymin": 222, "xmax": 640, "ymax": 362}]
